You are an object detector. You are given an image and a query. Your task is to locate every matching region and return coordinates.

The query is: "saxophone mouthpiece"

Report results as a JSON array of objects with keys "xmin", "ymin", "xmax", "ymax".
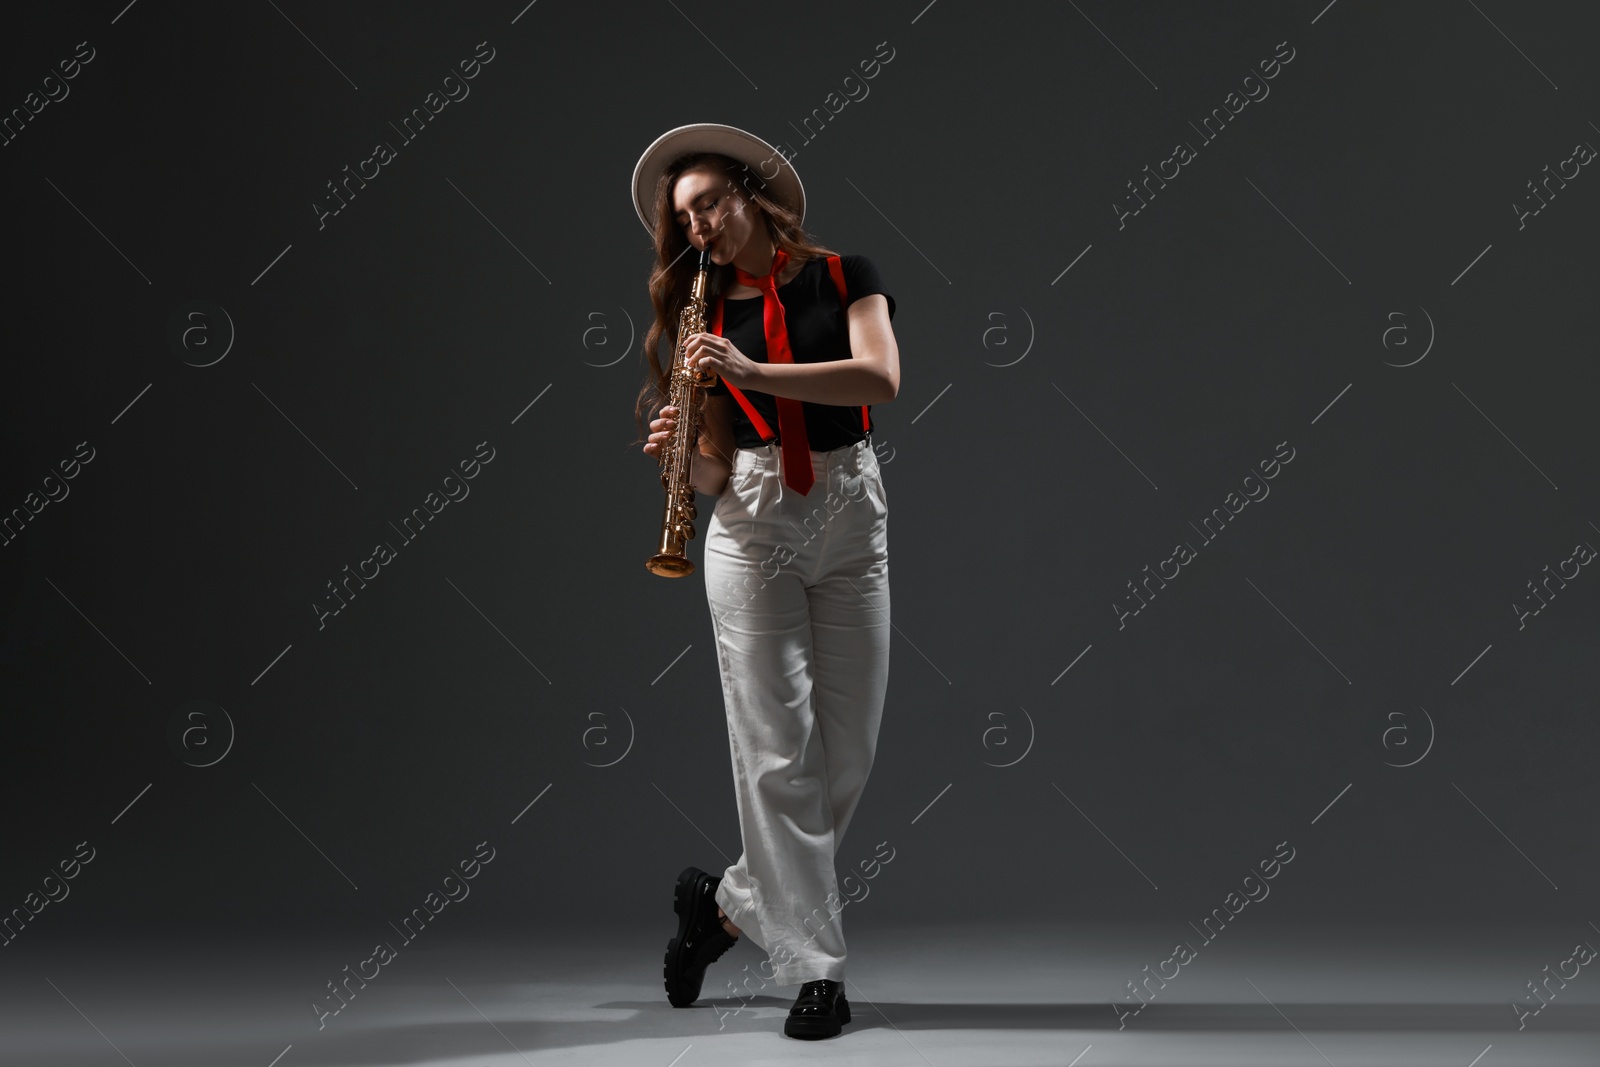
[{"xmin": 698, "ymin": 246, "xmax": 711, "ymax": 272}]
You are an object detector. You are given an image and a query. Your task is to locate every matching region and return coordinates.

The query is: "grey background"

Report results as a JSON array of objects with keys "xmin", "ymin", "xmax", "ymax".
[{"xmin": 2, "ymin": 0, "xmax": 1596, "ymax": 960}]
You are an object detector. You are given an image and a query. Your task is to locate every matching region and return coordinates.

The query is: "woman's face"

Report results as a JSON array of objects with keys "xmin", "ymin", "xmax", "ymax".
[{"xmin": 671, "ymin": 166, "xmax": 753, "ymax": 265}]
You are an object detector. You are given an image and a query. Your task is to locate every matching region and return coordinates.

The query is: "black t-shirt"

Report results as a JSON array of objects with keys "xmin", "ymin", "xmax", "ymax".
[{"xmin": 706, "ymin": 253, "xmax": 895, "ymax": 451}]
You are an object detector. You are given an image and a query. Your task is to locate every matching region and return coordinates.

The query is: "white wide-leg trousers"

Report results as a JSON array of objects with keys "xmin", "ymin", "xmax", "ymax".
[{"xmin": 702, "ymin": 436, "xmax": 890, "ymax": 988}]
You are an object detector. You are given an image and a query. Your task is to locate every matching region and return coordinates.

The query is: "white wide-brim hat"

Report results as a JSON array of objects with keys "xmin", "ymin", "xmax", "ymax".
[{"xmin": 631, "ymin": 122, "xmax": 804, "ymax": 235}]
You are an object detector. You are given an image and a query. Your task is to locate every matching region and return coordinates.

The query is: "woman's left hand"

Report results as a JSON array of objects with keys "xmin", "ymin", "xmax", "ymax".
[{"xmin": 686, "ymin": 332, "xmax": 763, "ymax": 390}]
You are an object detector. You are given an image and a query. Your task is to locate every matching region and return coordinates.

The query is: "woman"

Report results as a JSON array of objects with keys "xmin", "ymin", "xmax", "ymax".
[{"xmin": 633, "ymin": 123, "xmax": 898, "ymax": 1041}]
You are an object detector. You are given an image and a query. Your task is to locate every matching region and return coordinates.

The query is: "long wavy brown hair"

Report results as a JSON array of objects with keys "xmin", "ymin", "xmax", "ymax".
[{"xmin": 631, "ymin": 151, "xmax": 838, "ymax": 446}]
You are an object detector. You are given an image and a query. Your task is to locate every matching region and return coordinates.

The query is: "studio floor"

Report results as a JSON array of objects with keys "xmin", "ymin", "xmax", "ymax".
[{"xmin": 4, "ymin": 921, "xmax": 1598, "ymax": 1065}]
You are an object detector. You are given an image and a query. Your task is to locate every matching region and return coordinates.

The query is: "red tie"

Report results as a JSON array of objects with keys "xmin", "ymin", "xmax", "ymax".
[{"xmin": 735, "ymin": 247, "xmax": 814, "ymax": 496}]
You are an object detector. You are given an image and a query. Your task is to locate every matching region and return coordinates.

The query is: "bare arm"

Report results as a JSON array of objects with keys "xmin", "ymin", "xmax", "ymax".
[
  {"xmin": 689, "ymin": 393, "xmax": 736, "ymax": 495},
  {"xmin": 750, "ymin": 294, "xmax": 899, "ymax": 404}
]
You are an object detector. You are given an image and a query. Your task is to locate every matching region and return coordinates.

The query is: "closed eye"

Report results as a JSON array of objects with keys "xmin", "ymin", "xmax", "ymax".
[{"xmin": 678, "ymin": 196, "xmax": 721, "ymax": 227}]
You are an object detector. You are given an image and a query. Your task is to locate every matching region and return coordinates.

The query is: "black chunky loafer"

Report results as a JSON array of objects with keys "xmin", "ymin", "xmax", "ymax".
[
  {"xmin": 663, "ymin": 865, "xmax": 739, "ymax": 1007},
  {"xmin": 784, "ymin": 977, "xmax": 851, "ymax": 1039}
]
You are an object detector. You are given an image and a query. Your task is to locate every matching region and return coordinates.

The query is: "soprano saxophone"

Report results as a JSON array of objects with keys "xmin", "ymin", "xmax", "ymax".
[{"xmin": 646, "ymin": 247, "xmax": 717, "ymax": 577}]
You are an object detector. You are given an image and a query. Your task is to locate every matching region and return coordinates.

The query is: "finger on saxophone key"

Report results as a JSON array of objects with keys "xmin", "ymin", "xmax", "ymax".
[{"xmin": 643, "ymin": 405, "xmax": 680, "ymax": 456}]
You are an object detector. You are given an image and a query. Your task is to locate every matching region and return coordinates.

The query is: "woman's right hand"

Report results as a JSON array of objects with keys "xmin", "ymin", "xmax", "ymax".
[{"xmin": 643, "ymin": 404, "xmax": 679, "ymax": 458}]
